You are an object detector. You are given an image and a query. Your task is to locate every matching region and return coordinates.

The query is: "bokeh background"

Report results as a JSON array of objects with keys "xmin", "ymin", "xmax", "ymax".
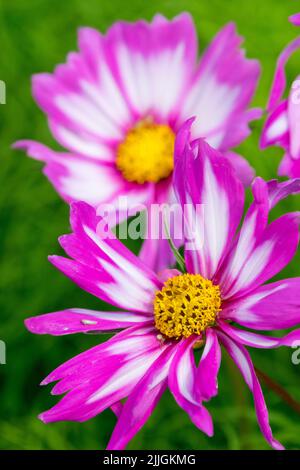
[{"xmin": 1, "ymin": 0, "xmax": 300, "ymax": 450}]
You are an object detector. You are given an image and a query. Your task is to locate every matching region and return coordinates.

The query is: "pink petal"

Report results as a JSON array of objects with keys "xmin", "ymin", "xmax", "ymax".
[
  {"xmin": 278, "ymin": 152, "xmax": 300, "ymax": 177},
  {"xmin": 289, "ymin": 13, "xmax": 300, "ymax": 26},
  {"xmin": 25, "ymin": 309, "xmax": 150, "ymax": 336},
  {"xmin": 106, "ymin": 13, "xmax": 197, "ymax": 123},
  {"xmin": 218, "ymin": 177, "xmax": 300, "ymax": 299},
  {"xmin": 194, "ymin": 329, "xmax": 221, "ymax": 402},
  {"xmin": 223, "ymin": 212, "xmax": 299, "ymax": 300},
  {"xmin": 139, "ymin": 236, "xmax": 176, "ymax": 273},
  {"xmin": 107, "ymin": 346, "xmax": 175, "ymax": 450},
  {"xmin": 13, "ymin": 140, "xmax": 126, "ymax": 207},
  {"xmin": 32, "ymin": 61, "xmax": 130, "ymax": 148},
  {"xmin": 260, "ymin": 100, "xmax": 289, "ymax": 150},
  {"xmin": 221, "ymin": 278, "xmax": 300, "ymax": 330},
  {"xmin": 157, "ymin": 268, "xmax": 182, "ymax": 283},
  {"xmin": 223, "ymin": 151, "xmax": 255, "ymax": 187},
  {"xmin": 218, "ymin": 331, "xmax": 284, "ymax": 450},
  {"xmin": 267, "ymin": 36, "xmax": 300, "ymax": 112},
  {"xmin": 267, "ymin": 178, "xmax": 300, "ymax": 208},
  {"xmin": 218, "ymin": 177, "xmax": 300, "ymax": 294},
  {"xmin": 168, "ymin": 336, "xmax": 214, "ymax": 437},
  {"xmin": 174, "ymin": 121, "xmax": 244, "ymax": 279},
  {"xmin": 111, "ymin": 401, "xmax": 123, "ymax": 418},
  {"xmin": 178, "ymin": 23, "xmax": 260, "ymax": 150},
  {"xmin": 288, "ymin": 77, "xmax": 300, "ymax": 159},
  {"xmin": 138, "ymin": 180, "xmax": 180, "ymax": 272},
  {"xmin": 50, "ymin": 201, "xmax": 161, "ymax": 313},
  {"xmin": 221, "ymin": 212, "xmax": 300, "ymax": 300},
  {"xmin": 39, "ymin": 325, "xmax": 165, "ymax": 423},
  {"xmin": 219, "ymin": 321, "xmax": 300, "ymax": 348}
]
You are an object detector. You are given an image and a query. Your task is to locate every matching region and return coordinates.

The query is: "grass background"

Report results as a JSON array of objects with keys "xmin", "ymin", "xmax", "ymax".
[{"xmin": 1, "ymin": 0, "xmax": 300, "ymax": 450}]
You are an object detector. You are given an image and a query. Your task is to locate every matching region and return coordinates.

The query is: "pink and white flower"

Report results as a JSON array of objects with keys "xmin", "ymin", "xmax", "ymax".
[
  {"xmin": 261, "ymin": 18, "xmax": 300, "ymax": 177},
  {"xmin": 25, "ymin": 120, "xmax": 300, "ymax": 450},
  {"xmin": 14, "ymin": 13, "xmax": 260, "ymax": 270}
]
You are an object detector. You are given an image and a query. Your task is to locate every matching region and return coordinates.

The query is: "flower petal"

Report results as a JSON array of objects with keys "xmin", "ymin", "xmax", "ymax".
[
  {"xmin": 138, "ymin": 180, "xmax": 180, "ymax": 272},
  {"xmin": 32, "ymin": 53, "xmax": 131, "ymax": 148},
  {"xmin": 13, "ymin": 140, "xmax": 126, "ymax": 206},
  {"xmin": 218, "ymin": 177, "xmax": 300, "ymax": 294},
  {"xmin": 139, "ymin": 236, "xmax": 176, "ymax": 273},
  {"xmin": 178, "ymin": 23, "xmax": 260, "ymax": 150},
  {"xmin": 267, "ymin": 36, "xmax": 300, "ymax": 112},
  {"xmin": 107, "ymin": 346, "xmax": 175, "ymax": 450},
  {"xmin": 219, "ymin": 321, "xmax": 300, "ymax": 348},
  {"xmin": 278, "ymin": 152, "xmax": 300, "ymax": 177},
  {"xmin": 194, "ymin": 329, "xmax": 221, "ymax": 402},
  {"xmin": 168, "ymin": 336, "xmax": 214, "ymax": 436},
  {"xmin": 223, "ymin": 151, "xmax": 255, "ymax": 187},
  {"xmin": 260, "ymin": 101, "xmax": 289, "ymax": 150},
  {"xmin": 221, "ymin": 278, "xmax": 300, "ymax": 330},
  {"xmin": 39, "ymin": 325, "xmax": 164, "ymax": 423},
  {"xmin": 220, "ymin": 212, "xmax": 300, "ymax": 300},
  {"xmin": 267, "ymin": 178, "xmax": 300, "ymax": 208},
  {"xmin": 111, "ymin": 401, "xmax": 123, "ymax": 418},
  {"xmin": 217, "ymin": 331, "xmax": 284, "ymax": 450},
  {"xmin": 50, "ymin": 201, "xmax": 161, "ymax": 313},
  {"xmin": 174, "ymin": 123, "xmax": 244, "ymax": 279},
  {"xmin": 25, "ymin": 309, "xmax": 150, "ymax": 336},
  {"xmin": 289, "ymin": 13, "xmax": 300, "ymax": 26},
  {"xmin": 288, "ymin": 76, "xmax": 300, "ymax": 159},
  {"xmin": 107, "ymin": 13, "xmax": 197, "ymax": 123}
]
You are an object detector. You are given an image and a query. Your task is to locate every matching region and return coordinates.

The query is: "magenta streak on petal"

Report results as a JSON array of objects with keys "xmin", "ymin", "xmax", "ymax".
[
  {"xmin": 105, "ymin": 13, "xmax": 197, "ymax": 124},
  {"xmin": 267, "ymin": 178, "xmax": 300, "ymax": 209},
  {"xmin": 218, "ymin": 176, "xmax": 300, "ymax": 295},
  {"xmin": 49, "ymin": 201, "xmax": 161, "ymax": 313},
  {"xmin": 177, "ymin": 23, "xmax": 260, "ymax": 151},
  {"xmin": 111, "ymin": 401, "xmax": 123, "ymax": 418},
  {"xmin": 174, "ymin": 121, "xmax": 244, "ymax": 279},
  {"xmin": 194, "ymin": 329, "xmax": 221, "ymax": 402},
  {"xmin": 106, "ymin": 346, "xmax": 175, "ymax": 450},
  {"xmin": 13, "ymin": 140, "xmax": 155, "ymax": 213},
  {"xmin": 219, "ymin": 212, "xmax": 300, "ymax": 301},
  {"xmin": 157, "ymin": 268, "xmax": 182, "ymax": 283},
  {"xmin": 260, "ymin": 100, "xmax": 289, "ymax": 150},
  {"xmin": 138, "ymin": 177, "xmax": 179, "ymax": 272},
  {"xmin": 41, "ymin": 324, "xmax": 157, "ymax": 386},
  {"xmin": 39, "ymin": 326, "xmax": 166, "ymax": 423},
  {"xmin": 168, "ymin": 336, "xmax": 214, "ymax": 437},
  {"xmin": 267, "ymin": 36, "xmax": 300, "ymax": 112},
  {"xmin": 220, "ymin": 278, "xmax": 300, "ymax": 331},
  {"xmin": 219, "ymin": 321, "xmax": 300, "ymax": 348},
  {"xmin": 24, "ymin": 309, "xmax": 151, "ymax": 336},
  {"xmin": 223, "ymin": 150, "xmax": 255, "ymax": 187},
  {"xmin": 288, "ymin": 76, "xmax": 300, "ymax": 159}
]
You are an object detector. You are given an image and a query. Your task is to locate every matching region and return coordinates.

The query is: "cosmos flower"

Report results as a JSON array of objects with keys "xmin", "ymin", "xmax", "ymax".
[
  {"xmin": 25, "ymin": 120, "xmax": 300, "ymax": 450},
  {"xmin": 261, "ymin": 18, "xmax": 300, "ymax": 177},
  {"xmin": 14, "ymin": 13, "xmax": 260, "ymax": 270}
]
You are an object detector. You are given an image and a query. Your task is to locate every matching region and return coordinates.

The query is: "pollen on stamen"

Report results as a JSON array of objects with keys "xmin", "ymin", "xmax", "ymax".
[
  {"xmin": 154, "ymin": 273, "xmax": 222, "ymax": 340},
  {"xmin": 116, "ymin": 122, "xmax": 175, "ymax": 184}
]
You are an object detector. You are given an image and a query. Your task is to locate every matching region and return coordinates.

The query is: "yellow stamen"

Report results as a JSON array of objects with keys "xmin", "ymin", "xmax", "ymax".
[
  {"xmin": 116, "ymin": 122, "xmax": 175, "ymax": 184},
  {"xmin": 154, "ymin": 273, "xmax": 222, "ymax": 340}
]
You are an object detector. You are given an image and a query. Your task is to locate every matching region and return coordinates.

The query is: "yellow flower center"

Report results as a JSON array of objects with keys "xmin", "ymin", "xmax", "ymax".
[
  {"xmin": 154, "ymin": 273, "xmax": 222, "ymax": 340},
  {"xmin": 116, "ymin": 122, "xmax": 175, "ymax": 184}
]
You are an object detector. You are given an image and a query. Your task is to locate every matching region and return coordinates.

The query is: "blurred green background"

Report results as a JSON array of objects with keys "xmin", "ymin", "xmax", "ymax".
[{"xmin": 1, "ymin": 0, "xmax": 300, "ymax": 450}]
